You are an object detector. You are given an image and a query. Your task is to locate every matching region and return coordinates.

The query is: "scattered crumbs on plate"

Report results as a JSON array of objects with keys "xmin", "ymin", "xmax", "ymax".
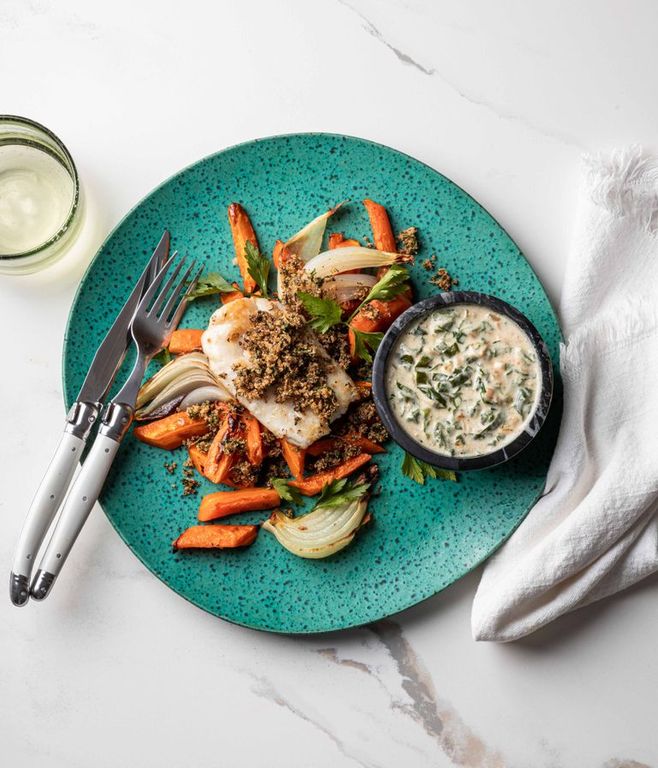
[
  {"xmin": 430, "ymin": 267, "xmax": 458, "ymax": 291},
  {"xmin": 164, "ymin": 461, "xmax": 178, "ymax": 475},
  {"xmin": 182, "ymin": 463, "xmax": 200, "ymax": 496},
  {"xmin": 421, "ymin": 254, "xmax": 458, "ymax": 291},
  {"xmin": 397, "ymin": 226, "xmax": 419, "ymax": 256}
]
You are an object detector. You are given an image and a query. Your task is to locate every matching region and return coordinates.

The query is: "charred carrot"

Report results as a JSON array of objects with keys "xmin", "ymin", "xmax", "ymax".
[
  {"xmin": 349, "ymin": 436, "xmax": 385, "ymax": 454},
  {"xmin": 289, "ymin": 454, "xmax": 371, "ymax": 496},
  {"xmin": 273, "ymin": 240, "xmax": 284, "ymax": 269},
  {"xmin": 350, "ymin": 294, "xmax": 412, "ymax": 334},
  {"xmin": 307, "ymin": 436, "xmax": 385, "ymax": 457},
  {"xmin": 243, "ymin": 413, "xmax": 264, "ymax": 466},
  {"xmin": 328, "ymin": 232, "xmax": 344, "ymax": 250},
  {"xmin": 168, "ymin": 328, "xmax": 204, "ymax": 355},
  {"xmin": 363, "ymin": 199, "xmax": 396, "ymax": 252},
  {"xmin": 133, "ymin": 412, "xmax": 208, "ymax": 450},
  {"xmin": 173, "ymin": 524, "xmax": 258, "ymax": 550},
  {"xmin": 221, "ymin": 282, "xmax": 244, "ymax": 305},
  {"xmin": 198, "ymin": 488, "xmax": 281, "ymax": 521},
  {"xmin": 328, "ymin": 233, "xmax": 360, "ymax": 249},
  {"xmin": 228, "ymin": 202, "xmax": 259, "ymax": 294},
  {"xmin": 273, "ymin": 240, "xmax": 295, "ymax": 271},
  {"xmin": 280, "ymin": 439, "xmax": 306, "ymax": 480},
  {"xmin": 348, "ymin": 294, "xmax": 412, "ymax": 359},
  {"xmin": 205, "ymin": 409, "xmax": 240, "ymax": 484},
  {"xmin": 188, "ymin": 443, "xmax": 208, "ymax": 475}
]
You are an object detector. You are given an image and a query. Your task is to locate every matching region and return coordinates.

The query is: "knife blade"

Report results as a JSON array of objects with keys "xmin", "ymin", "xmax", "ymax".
[{"xmin": 75, "ymin": 230, "xmax": 170, "ymax": 405}]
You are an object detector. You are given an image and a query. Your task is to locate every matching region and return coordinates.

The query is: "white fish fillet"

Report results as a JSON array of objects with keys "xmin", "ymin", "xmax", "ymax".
[{"xmin": 202, "ymin": 297, "xmax": 358, "ymax": 448}]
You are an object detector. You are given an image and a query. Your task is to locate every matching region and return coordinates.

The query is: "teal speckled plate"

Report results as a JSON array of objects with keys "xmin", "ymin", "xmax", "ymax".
[{"xmin": 64, "ymin": 134, "xmax": 560, "ymax": 633}]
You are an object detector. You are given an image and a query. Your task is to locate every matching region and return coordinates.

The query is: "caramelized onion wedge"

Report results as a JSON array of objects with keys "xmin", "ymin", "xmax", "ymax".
[
  {"xmin": 136, "ymin": 352, "xmax": 232, "ymax": 420},
  {"xmin": 136, "ymin": 353, "xmax": 210, "ymax": 408},
  {"xmin": 322, "ymin": 273, "xmax": 377, "ymax": 303},
  {"xmin": 179, "ymin": 385, "xmax": 233, "ymax": 410},
  {"xmin": 284, "ymin": 202, "xmax": 344, "ymax": 262},
  {"xmin": 304, "ymin": 247, "xmax": 411, "ymax": 278},
  {"xmin": 262, "ymin": 497, "xmax": 371, "ymax": 559}
]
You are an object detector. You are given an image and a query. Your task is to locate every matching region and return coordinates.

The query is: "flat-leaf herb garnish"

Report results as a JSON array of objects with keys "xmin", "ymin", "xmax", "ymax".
[
  {"xmin": 271, "ymin": 478, "xmax": 303, "ymax": 505},
  {"xmin": 245, "ymin": 241, "xmax": 270, "ymax": 297},
  {"xmin": 154, "ymin": 347, "xmax": 173, "ymax": 366},
  {"xmin": 316, "ymin": 477, "xmax": 370, "ymax": 507},
  {"xmin": 296, "ymin": 292, "xmax": 343, "ymax": 334},
  {"xmin": 401, "ymin": 451, "xmax": 457, "ymax": 484},
  {"xmin": 187, "ymin": 271, "xmax": 235, "ymax": 300},
  {"xmin": 351, "ymin": 329, "xmax": 384, "ymax": 364},
  {"xmin": 360, "ymin": 263, "xmax": 410, "ymax": 304}
]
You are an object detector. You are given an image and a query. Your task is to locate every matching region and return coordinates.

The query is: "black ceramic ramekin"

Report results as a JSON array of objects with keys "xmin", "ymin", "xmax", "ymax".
[{"xmin": 371, "ymin": 291, "xmax": 554, "ymax": 471}]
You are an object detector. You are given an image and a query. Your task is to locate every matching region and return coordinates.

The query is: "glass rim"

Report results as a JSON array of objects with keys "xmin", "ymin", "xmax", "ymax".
[{"xmin": 0, "ymin": 114, "xmax": 81, "ymax": 261}]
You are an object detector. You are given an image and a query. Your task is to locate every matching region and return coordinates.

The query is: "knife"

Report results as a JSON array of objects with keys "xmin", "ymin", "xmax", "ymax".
[{"xmin": 9, "ymin": 232, "xmax": 170, "ymax": 606}]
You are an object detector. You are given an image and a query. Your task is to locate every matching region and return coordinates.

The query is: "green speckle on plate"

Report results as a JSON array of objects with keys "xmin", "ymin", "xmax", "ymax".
[{"xmin": 63, "ymin": 133, "xmax": 561, "ymax": 633}]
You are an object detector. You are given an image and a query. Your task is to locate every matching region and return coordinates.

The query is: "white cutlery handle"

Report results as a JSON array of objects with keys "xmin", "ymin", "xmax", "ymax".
[
  {"xmin": 9, "ymin": 431, "xmax": 84, "ymax": 606},
  {"xmin": 30, "ymin": 433, "xmax": 121, "ymax": 601}
]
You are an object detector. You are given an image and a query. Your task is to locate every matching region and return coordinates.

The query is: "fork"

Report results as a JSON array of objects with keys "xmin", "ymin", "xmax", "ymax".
[{"xmin": 30, "ymin": 253, "xmax": 202, "ymax": 601}]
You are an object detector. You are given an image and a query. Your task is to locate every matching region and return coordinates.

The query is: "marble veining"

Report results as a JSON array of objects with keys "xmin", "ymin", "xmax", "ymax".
[{"xmin": 337, "ymin": 0, "xmax": 585, "ymax": 149}]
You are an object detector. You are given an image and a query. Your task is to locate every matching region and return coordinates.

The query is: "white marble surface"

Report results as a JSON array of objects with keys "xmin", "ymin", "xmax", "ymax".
[{"xmin": 2, "ymin": 1, "xmax": 658, "ymax": 765}]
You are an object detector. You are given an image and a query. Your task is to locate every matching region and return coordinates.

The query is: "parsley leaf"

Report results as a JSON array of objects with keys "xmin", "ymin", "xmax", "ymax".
[
  {"xmin": 297, "ymin": 292, "xmax": 343, "ymax": 334},
  {"xmin": 244, "ymin": 241, "xmax": 270, "ymax": 297},
  {"xmin": 154, "ymin": 347, "xmax": 173, "ymax": 366},
  {"xmin": 271, "ymin": 478, "xmax": 303, "ymax": 505},
  {"xmin": 187, "ymin": 272, "xmax": 235, "ymax": 301},
  {"xmin": 401, "ymin": 452, "xmax": 457, "ymax": 484},
  {"xmin": 362, "ymin": 263, "xmax": 410, "ymax": 304},
  {"xmin": 351, "ymin": 329, "xmax": 384, "ymax": 363},
  {"xmin": 316, "ymin": 477, "xmax": 370, "ymax": 508}
]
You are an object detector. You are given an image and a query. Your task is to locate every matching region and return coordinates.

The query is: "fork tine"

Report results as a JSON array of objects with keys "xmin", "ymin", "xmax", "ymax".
[
  {"xmin": 159, "ymin": 258, "xmax": 197, "ymax": 323},
  {"xmin": 168, "ymin": 265, "xmax": 204, "ymax": 331},
  {"xmin": 149, "ymin": 253, "xmax": 185, "ymax": 317},
  {"xmin": 136, "ymin": 252, "xmax": 177, "ymax": 314}
]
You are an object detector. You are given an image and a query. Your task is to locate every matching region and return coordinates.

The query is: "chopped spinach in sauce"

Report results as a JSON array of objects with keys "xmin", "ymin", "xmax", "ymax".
[{"xmin": 386, "ymin": 305, "xmax": 540, "ymax": 457}]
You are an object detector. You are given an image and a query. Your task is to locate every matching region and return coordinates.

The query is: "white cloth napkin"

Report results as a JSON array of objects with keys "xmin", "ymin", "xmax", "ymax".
[{"xmin": 472, "ymin": 147, "xmax": 658, "ymax": 641}]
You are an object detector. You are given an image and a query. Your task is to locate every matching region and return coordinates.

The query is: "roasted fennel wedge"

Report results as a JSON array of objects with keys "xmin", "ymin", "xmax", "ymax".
[{"xmin": 262, "ymin": 468, "xmax": 377, "ymax": 559}]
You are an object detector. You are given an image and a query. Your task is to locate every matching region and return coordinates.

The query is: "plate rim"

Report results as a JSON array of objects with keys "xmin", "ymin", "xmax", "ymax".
[{"xmin": 62, "ymin": 132, "xmax": 562, "ymax": 634}]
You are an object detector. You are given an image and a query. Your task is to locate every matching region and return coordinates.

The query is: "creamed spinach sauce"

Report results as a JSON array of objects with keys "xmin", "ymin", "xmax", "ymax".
[{"xmin": 386, "ymin": 305, "xmax": 540, "ymax": 458}]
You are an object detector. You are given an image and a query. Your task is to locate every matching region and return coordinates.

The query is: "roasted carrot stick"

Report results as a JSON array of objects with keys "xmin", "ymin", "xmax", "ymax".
[
  {"xmin": 328, "ymin": 233, "xmax": 360, "ymax": 249},
  {"xmin": 228, "ymin": 203, "xmax": 258, "ymax": 294},
  {"xmin": 306, "ymin": 435, "xmax": 385, "ymax": 457},
  {"xmin": 133, "ymin": 412, "xmax": 208, "ymax": 450},
  {"xmin": 188, "ymin": 443, "xmax": 208, "ymax": 475},
  {"xmin": 306, "ymin": 438, "xmax": 339, "ymax": 457},
  {"xmin": 347, "ymin": 436, "xmax": 385, "ymax": 454},
  {"xmin": 289, "ymin": 454, "xmax": 371, "ymax": 496},
  {"xmin": 348, "ymin": 294, "xmax": 413, "ymax": 359},
  {"xmin": 173, "ymin": 524, "xmax": 258, "ymax": 550},
  {"xmin": 273, "ymin": 240, "xmax": 284, "ymax": 269},
  {"xmin": 205, "ymin": 409, "xmax": 239, "ymax": 484},
  {"xmin": 242, "ymin": 413, "xmax": 264, "ymax": 466},
  {"xmin": 328, "ymin": 232, "xmax": 344, "ymax": 250},
  {"xmin": 350, "ymin": 294, "xmax": 412, "ymax": 334},
  {"xmin": 280, "ymin": 439, "xmax": 306, "ymax": 480},
  {"xmin": 363, "ymin": 199, "xmax": 396, "ymax": 252},
  {"xmin": 198, "ymin": 488, "xmax": 281, "ymax": 521},
  {"xmin": 168, "ymin": 328, "xmax": 204, "ymax": 355},
  {"xmin": 221, "ymin": 282, "xmax": 244, "ymax": 305}
]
